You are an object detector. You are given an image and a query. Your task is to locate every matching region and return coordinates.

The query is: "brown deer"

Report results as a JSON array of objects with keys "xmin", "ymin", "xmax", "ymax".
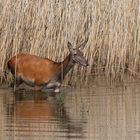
[{"xmin": 8, "ymin": 41, "xmax": 88, "ymax": 92}]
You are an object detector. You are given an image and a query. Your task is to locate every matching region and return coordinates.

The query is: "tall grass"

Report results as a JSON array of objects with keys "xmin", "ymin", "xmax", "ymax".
[{"xmin": 0, "ymin": 0, "xmax": 140, "ymax": 84}]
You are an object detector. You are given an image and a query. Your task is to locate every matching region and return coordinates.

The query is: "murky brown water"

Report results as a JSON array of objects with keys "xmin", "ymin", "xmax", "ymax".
[{"xmin": 0, "ymin": 77, "xmax": 140, "ymax": 140}]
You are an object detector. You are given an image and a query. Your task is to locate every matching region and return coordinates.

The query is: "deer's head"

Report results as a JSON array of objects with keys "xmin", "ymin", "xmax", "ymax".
[{"xmin": 68, "ymin": 41, "xmax": 88, "ymax": 67}]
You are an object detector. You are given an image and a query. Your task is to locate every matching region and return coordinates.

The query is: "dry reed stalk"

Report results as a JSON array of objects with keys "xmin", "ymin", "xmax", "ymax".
[{"xmin": 0, "ymin": 0, "xmax": 140, "ymax": 84}]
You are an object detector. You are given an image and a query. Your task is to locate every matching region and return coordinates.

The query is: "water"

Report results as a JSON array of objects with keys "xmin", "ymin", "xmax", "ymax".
[{"xmin": 0, "ymin": 77, "xmax": 140, "ymax": 140}]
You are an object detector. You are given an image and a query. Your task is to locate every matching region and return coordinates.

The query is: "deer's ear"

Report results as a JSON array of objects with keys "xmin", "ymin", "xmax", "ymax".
[
  {"xmin": 78, "ymin": 38, "xmax": 88, "ymax": 51},
  {"xmin": 68, "ymin": 41, "xmax": 73, "ymax": 51},
  {"xmin": 68, "ymin": 41, "xmax": 77, "ymax": 54}
]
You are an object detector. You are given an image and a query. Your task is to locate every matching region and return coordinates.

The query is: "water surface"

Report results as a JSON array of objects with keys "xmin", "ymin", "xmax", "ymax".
[{"xmin": 0, "ymin": 77, "xmax": 140, "ymax": 140}]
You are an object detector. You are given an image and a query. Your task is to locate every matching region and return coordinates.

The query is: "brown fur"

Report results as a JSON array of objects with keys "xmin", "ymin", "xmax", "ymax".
[{"xmin": 8, "ymin": 53, "xmax": 70, "ymax": 88}]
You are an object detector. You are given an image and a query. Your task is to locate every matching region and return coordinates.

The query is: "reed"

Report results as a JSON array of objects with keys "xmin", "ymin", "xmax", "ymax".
[{"xmin": 0, "ymin": 0, "xmax": 140, "ymax": 84}]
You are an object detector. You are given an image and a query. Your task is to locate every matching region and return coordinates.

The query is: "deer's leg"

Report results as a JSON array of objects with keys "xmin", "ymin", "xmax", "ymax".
[
  {"xmin": 10, "ymin": 75, "xmax": 21, "ymax": 86},
  {"xmin": 46, "ymin": 82, "xmax": 61, "ymax": 88},
  {"xmin": 16, "ymin": 76, "xmax": 23, "ymax": 87},
  {"xmin": 11, "ymin": 76, "xmax": 23, "ymax": 91},
  {"xmin": 45, "ymin": 81, "xmax": 61, "ymax": 92},
  {"xmin": 53, "ymin": 82, "xmax": 61, "ymax": 93},
  {"xmin": 54, "ymin": 88, "xmax": 60, "ymax": 93}
]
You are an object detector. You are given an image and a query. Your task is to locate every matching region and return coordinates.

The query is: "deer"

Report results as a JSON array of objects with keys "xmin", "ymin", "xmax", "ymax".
[{"xmin": 7, "ymin": 41, "xmax": 88, "ymax": 92}]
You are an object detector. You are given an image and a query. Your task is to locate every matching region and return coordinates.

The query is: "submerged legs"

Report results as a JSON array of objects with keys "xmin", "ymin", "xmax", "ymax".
[
  {"xmin": 44, "ymin": 81, "xmax": 61, "ymax": 93},
  {"xmin": 10, "ymin": 76, "xmax": 23, "ymax": 91},
  {"xmin": 10, "ymin": 76, "xmax": 61, "ymax": 93}
]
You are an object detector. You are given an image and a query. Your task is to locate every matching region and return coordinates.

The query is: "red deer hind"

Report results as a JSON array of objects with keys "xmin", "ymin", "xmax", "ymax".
[{"xmin": 8, "ymin": 41, "xmax": 88, "ymax": 92}]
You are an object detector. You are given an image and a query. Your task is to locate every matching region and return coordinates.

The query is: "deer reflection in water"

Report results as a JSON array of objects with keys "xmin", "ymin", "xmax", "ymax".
[{"xmin": 9, "ymin": 90, "xmax": 87, "ymax": 139}]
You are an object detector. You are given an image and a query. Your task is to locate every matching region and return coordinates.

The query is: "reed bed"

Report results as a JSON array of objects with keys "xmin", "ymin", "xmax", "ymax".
[{"xmin": 0, "ymin": 0, "xmax": 140, "ymax": 84}]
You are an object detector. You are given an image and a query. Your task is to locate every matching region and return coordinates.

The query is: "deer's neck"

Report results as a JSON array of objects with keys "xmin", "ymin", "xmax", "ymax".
[
  {"xmin": 61, "ymin": 54, "xmax": 75, "ymax": 76},
  {"xmin": 53, "ymin": 54, "xmax": 75, "ymax": 82}
]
